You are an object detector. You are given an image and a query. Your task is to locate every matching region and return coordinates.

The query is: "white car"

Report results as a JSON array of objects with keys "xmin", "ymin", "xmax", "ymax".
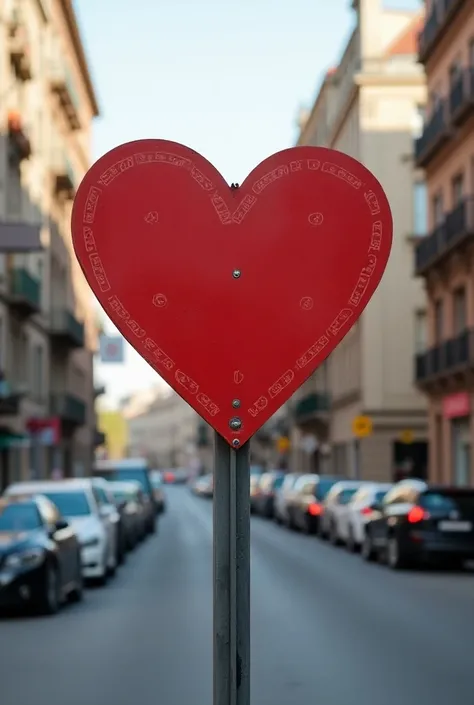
[
  {"xmin": 338, "ymin": 482, "xmax": 393, "ymax": 551},
  {"xmin": 5, "ymin": 479, "xmax": 117, "ymax": 584},
  {"xmin": 318, "ymin": 480, "xmax": 366, "ymax": 544}
]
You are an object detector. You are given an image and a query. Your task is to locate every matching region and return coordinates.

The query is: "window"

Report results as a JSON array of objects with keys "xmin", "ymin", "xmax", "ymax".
[
  {"xmin": 449, "ymin": 60, "xmax": 462, "ymax": 88},
  {"xmin": 32, "ymin": 344, "xmax": 44, "ymax": 401},
  {"xmin": 413, "ymin": 181, "xmax": 427, "ymax": 236},
  {"xmin": 453, "ymin": 287, "xmax": 467, "ymax": 335},
  {"xmin": 432, "ymin": 191, "xmax": 444, "ymax": 226},
  {"xmin": 414, "ymin": 310, "xmax": 428, "ymax": 353},
  {"xmin": 452, "ymin": 173, "xmax": 464, "ymax": 207},
  {"xmin": 434, "ymin": 300, "xmax": 444, "ymax": 342}
]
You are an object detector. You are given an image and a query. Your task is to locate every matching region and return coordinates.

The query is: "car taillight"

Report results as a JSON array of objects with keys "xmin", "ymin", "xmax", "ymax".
[
  {"xmin": 407, "ymin": 506, "xmax": 429, "ymax": 523},
  {"xmin": 308, "ymin": 502, "xmax": 322, "ymax": 516},
  {"xmin": 360, "ymin": 507, "xmax": 372, "ymax": 516}
]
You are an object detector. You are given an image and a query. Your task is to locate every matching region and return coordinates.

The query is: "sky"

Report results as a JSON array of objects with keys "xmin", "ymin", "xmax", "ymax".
[{"xmin": 74, "ymin": 0, "xmax": 421, "ymax": 408}]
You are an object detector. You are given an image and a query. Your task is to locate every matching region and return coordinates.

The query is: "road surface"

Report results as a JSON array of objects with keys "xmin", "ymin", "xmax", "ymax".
[{"xmin": 1, "ymin": 485, "xmax": 473, "ymax": 705}]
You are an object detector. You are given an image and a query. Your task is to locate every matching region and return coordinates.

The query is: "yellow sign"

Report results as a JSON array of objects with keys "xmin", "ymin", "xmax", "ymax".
[
  {"xmin": 352, "ymin": 415, "xmax": 373, "ymax": 438},
  {"xmin": 400, "ymin": 429, "xmax": 414, "ymax": 444},
  {"xmin": 277, "ymin": 436, "xmax": 290, "ymax": 453}
]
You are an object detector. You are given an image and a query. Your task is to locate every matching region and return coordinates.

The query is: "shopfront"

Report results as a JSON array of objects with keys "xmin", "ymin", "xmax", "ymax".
[{"xmin": 443, "ymin": 392, "xmax": 472, "ymax": 487}]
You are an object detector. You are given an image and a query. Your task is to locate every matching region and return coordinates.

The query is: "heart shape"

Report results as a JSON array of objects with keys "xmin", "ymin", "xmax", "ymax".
[{"xmin": 71, "ymin": 139, "xmax": 392, "ymax": 447}]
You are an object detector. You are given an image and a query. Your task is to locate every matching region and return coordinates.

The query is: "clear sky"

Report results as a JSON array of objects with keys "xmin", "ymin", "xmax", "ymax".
[{"xmin": 74, "ymin": 0, "xmax": 421, "ymax": 408}]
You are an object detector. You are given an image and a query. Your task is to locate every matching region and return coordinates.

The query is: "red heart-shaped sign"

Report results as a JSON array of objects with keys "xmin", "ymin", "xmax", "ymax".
[{"xmin": 72, "ymin": 140, "xmax": 392, "ymax": 447}]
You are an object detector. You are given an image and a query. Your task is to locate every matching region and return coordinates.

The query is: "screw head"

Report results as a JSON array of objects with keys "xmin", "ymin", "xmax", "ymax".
[
  {"xmin": 232, "ymin": 439, "xmax": 240, "ymax": 447},
  {"xmin": 232, "ymin": 270, "xmax": 241, "ymax": 279},
  {"xmin": 232, "ymin": 399, "xmax": 241, "ymax": 408},
  {"xmin": 229, "ymin": 417, "xmax": 242, "ymax": 431}
]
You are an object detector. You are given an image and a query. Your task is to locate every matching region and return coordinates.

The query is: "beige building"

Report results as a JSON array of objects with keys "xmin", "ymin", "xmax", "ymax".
[
  {"xmin": 0, "ymin": 0, "xmax": 99, "ymax": 489},
  {"xmin": 292, "ymin": 0, "xmax": 429, "ymax": 481},
  {"xmin": 124, "ymin": 389, "xmax": 203, "ymax": 470}
]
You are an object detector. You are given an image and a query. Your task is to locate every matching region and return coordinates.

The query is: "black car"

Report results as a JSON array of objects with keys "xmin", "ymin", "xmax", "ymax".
[
  {"xmin": 0, "ymin": 496, "xmax": 83, "ymax": 615},
  {"xmin": 254, "ymin": 471, "xmax": 286, "ymax": 518},
  {"xmin": 108, "ymin": 481, "xmax": 144, "ymax": 550},
  {"xmin": 362, "ymin": 479, "xmax": 474, "ymax": 570},
  {"xmin": 287, "ymin": 474, "xmax": 341, "ymax": 533},
  {"xmin": 93, "ymin": 458, "xmax": 157, "ymax": 535}
]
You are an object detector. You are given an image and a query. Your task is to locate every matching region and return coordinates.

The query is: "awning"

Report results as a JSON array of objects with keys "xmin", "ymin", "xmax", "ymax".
[
  {"xmin": 0, "ymin": 432, "xmax": 29, "ymax": 449},
  {"xmin": 0, "ymin": 222, "xmax": 42, "ymax": 252}
]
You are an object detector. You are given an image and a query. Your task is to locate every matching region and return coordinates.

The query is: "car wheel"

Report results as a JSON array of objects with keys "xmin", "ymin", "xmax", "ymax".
[
  {"xmin": 303, "ymin": 515, "xmax": 313, "ymax": 535},
  {"xmin": 346, "ymin": 527, "xmax": 357, "ymax": 553},
  {"xmin": 386, "ymin": 536, "xmax": 410, "ymax": 570},
  {"xmin": 39, "ymin": 564, "xmax": 61, "ymax": 615},
  {"xmin": 361, "ymin": 532, "xmax": 375, "ymax": 562},
  {"xmin": 329, "ymin": 522, "xmax": 340, "ymax": 546},
  {"xmin": 69, "ymin": 556, "xmax": 84, "ymax": 603}
]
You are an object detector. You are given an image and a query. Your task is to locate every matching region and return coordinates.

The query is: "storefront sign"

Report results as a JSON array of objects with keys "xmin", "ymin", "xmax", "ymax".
[{"xmin": 442, "ymin": 392, "xmax": 470, "ymax": 419}]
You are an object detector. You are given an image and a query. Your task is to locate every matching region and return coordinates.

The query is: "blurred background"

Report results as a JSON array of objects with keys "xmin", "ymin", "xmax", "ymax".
[{"xmin": 0, "ymin": 1, "xmax": 473, "ymax": 705}]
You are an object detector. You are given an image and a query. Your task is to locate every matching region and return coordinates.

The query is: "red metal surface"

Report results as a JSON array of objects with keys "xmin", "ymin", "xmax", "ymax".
[{"xmin": 71, "ymin": 139, "xmax": 392, "ymax": 447}]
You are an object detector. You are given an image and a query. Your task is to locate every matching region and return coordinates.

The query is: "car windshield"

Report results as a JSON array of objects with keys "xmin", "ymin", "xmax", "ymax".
[
  {"xmin": 108, "ymin": 469, "xmax": 151, "ymax": 494},
  {"xmin": 316, "ymin": 478, "xmax": 339, "ymax": 500},
  {"xmin": 0, "ymin": 504, "xmax": 42, "ymax": 532},
  {"xmin": 112, "ymin": 489, "xmax": 136, "ymax": 503},
  {"xmin": 41, "ymin": 491, "xmax": 91, "ymax": 517},
  {"xmin": 273, "ymin": 475, "xmax": 285, "ymax": 490},
  {"xmin": 339, "ymin": 488, "xmax": 359, "ymax": 505},
  {"xmin": 375, "ymin": 490, "xmax": 389, "ymax": 503}
]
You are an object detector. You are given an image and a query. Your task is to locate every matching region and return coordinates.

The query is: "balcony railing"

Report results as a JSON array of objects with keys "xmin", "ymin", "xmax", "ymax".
[
  {"xmin": 8, "ymin": 19, "xmax": 32, "ymax": 81},
  {"xmin": 8, "ymin": 267, "xmax": 41, "ymax": 315},
  {"xmin": 415, "ymin": 328, "xmax": 474, "ymax": 384},
  {"xmin": 52, "ymin": 153, "xmax": 75, "ymax": 199},
  {"xmin": 50, "ymin": 393, "xmax": 87, "ymax": 426},
  {"xmin": 414, "ymin": 101, "xmax": 451, "ymax": 168},
  {"xmin": 50, "ymin": 308, "xmax": 85, "ymax": 348},
  {"xmin": 294, "ymin": 392, "xmax": 329, "ymax": 423},
  {"xmin": 50, "ymin": 61, "xmax": 81, "ymax": 130},
  {"xmin": 418, "ymin": 0, "xmax": 467, "ymax": 63},
  {"xmin": 449, "ymin": 68, "xmax": 474, "ymax": 126},
  {"xmin": 415, "ymin": 196, "xmax": 474, "ymax": 275}
]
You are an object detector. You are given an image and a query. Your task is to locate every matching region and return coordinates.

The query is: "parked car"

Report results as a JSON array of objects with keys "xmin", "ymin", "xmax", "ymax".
[
  {"xmin": 90, "ymin": 478, "xmax": 123, "ymax": 566},
  {"xmin": 0, "ymin": 495, "xmax": 83, "ymax": 614},
  {"xmin": 361, "ymin": 479, "xmax": 474, "ymax": 570},
  {"xmin": 5, "ymin": 479, "xmax": 117, "ymax": 585},
  {"xmin": 274, "ymin": 473, "xmax": 302, "ymax": 525},
  {"xmin": 318, "ymin": 480, "xmax": 365, "ymax": 544},
  {"xmin": 192, "ymin": 474, "xmax": 214, "ymax": 498},
  {"xmin": 250, "ymin": 474, "xmax": 262, "ymax": 513},
  {"xmin": 254, "ymin": 471, "xmax": 286, "ymax": 518},
  {"xmin": 338, "ymin": 482, "xmax": 393, "ymax": 551},
  {"xmin": 93, "ymin": 458, "xmax": 157, "ymax": 535},
  {"xmin": 286, "ymin": 474, "xmax": 341, "ymax": 533},
  {"xmin": 150, "ymin": 471, "xmax": 166, "ymax": 513},
  {"xmin": 108, "ymin": 481, "xmax": 145, "ymax": 551}
]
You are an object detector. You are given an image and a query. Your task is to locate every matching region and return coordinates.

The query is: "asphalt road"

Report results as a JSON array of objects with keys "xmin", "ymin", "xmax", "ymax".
[{"xmin": 1, "ymin": 485, "xmax": 473, "ymax": 705}]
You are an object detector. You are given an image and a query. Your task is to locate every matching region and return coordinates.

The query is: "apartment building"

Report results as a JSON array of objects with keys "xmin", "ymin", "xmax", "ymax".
[
  {"xmin": 293, "ymin": 0, "xmax": 429, "ymax": 481},
  {"xmin": 414, "ymin": 0, "xmax": 474, "ymax": 486},
  {"xmin": 0, "ymin": 0, "xmax": 99, "ymax": 489}
]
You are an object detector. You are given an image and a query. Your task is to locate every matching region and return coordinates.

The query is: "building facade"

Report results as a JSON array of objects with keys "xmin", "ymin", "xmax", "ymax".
[
  {"xmin": 293, "ymin": 0, "xmax": 429, "ymax": 482},
  {"xmin": 0, "ymin": 0, "xmax": 99, "ymax": 489},
  {"xmin": 124, "ymin": 389, "xmax": 203, "ymax": 470},
  {"xmin": 414, "ymin": 0, "xmax": 474, "ymax": 486}
]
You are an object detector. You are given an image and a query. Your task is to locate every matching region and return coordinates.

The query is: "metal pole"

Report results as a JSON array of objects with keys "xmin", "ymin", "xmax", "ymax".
[{"xmin": 213, "ymin": 432, "xmax": 250, "ymax": 705}]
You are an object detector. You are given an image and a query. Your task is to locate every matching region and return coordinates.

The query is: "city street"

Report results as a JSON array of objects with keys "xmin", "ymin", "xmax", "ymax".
[{"xmin": 1, "ymin": 486, "xmax": 473, "ymax": 705}]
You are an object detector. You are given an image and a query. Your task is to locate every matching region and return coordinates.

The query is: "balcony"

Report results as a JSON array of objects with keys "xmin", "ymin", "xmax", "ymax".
[
  {"xmin": 294, "ymin": 392, "xmax": 329, "ymax": 424},
  {"xmin": 8, "ymin": 111, "xmax": 31, "ymax": 161},
  {"xmin": 449, "ymin": 68, "xmax": 474, "ymax": 127},
  {"xmin": 52, "ymin": 153, "xmax": 76, "ymax": 199},
  {"xmin": 50, "ymin": 62, "xmax": 81, "ymax": 130},
  {"xmin": 8, "ymin": 18, "xmax": 32, "ymax": 81},
  {"xmin": 415, "ymin": 328, "xmax": 474, "ymax": 386},
  {"xmin": 7, "ymin": 267, "xmax": 41, "ymax": 316},
  {"xmin": 50, "ymin": 393, "xmax": 87, "ymax": 426},
  {"xmin": 418, "ymin": 0, "xmax": 466, "ymax": 64},
  {"xmin": 414, "ymin": 102, "xmax": 451, "ymax": 168},
  {"xmin": 94, "ymin": 384, "xmax": 106, "ymax": 399},
  {"xmin": 50, "ymin": 309, "xmax": 85, "ymax": 349},
  {"xmin": 415, "ymin": 197, "xmax": 474, "ymax": 275}
]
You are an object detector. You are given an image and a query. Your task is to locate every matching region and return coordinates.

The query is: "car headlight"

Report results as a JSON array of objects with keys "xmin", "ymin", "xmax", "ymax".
[
  {"xmin": 81, "ymin": 536, "xmax": 101, "ymax": 548},
  {"xmin": 4, "ymin": 548, "xmax": 45, "ymax": 570}
]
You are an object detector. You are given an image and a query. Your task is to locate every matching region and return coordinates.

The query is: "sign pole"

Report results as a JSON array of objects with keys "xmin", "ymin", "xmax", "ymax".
[{"xmin": 213, "ymin": 431, "xmax": 250, "ymax": 705}]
